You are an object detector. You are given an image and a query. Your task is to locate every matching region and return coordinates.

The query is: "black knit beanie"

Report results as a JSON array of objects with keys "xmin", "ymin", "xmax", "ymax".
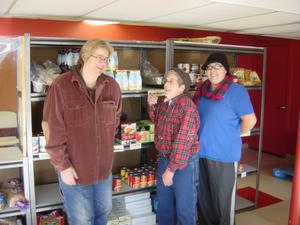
[{"xmin": 201, "ymin": 53, "xmax": 229, "ymax": 73}]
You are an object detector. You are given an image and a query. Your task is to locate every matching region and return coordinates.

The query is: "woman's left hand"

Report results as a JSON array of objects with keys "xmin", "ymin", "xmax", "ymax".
[{"xmin": 162, "ymin": 168, "xmax": 174, "ymax": 186}]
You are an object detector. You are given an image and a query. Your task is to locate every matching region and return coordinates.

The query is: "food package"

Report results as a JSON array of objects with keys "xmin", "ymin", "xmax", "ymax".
[
  {"xmin": 37, "ymin": 210, "xmax": 65, "ymax": 225},
  {"xmin": 141, "ymin": 61, "xmax": 163, "ymax": 86},
  {"xmin": 0, "ymin": 216, "xmax": 18, "ymax": 225},
  {"xmin": 0, "ymin": 191, "xmax": 6, "ymax": 210},
  {"xmin": 249, "ymin": 71, "xmax": 262, "ymax": 84},
  {"xmin": 1, "ymin": 178, "xmax": 28, "ymax": 209},
  {"xmin": 170, "ymin": 36, "xmax": 222, "ymax": 44},
  {"xmin": 230, "ymin": 67, "xmax": 245, "ymax": 81},
  {"xmin": 135, "ymin": 120, "xmax": 154, "ymax": 143},
  {"xmin": 230, "ymin": 67, "xmax": 261, "ymax": 86},
  {"xmin": 120, "ymin": 122, "xmax": 137, "ymax": 141}
]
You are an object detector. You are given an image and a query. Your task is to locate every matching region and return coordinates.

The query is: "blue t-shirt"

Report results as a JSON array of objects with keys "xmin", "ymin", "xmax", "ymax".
[{"xmin": 196, "ymin": 83, "xmax": 254, "ymax": 162}]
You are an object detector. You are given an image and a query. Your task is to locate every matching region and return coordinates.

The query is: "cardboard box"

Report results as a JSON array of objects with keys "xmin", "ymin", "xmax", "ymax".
[
  {"xmin": 136, "ymin": 120, "xmax": 154, "ymax": 143},
  {"xmin": 120, "ymin": 122, "xmax": 136, "ymax": 141}
]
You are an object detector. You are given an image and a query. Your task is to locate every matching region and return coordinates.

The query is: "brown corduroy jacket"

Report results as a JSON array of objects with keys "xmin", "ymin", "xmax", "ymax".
[{"xmin": 42, "ymin": 68, "xmax": 122, "ymax": 184}]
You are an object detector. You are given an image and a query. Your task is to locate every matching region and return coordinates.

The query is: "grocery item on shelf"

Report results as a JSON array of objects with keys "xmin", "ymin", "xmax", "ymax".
[
  {"xmin": 135, "ymin": 120, "xmax": 154, "ymax": 143},
  {"xmin": 147, "ymin": 89, "xmax": 165, "ymax": 97},
  {"xmin": 1, "ymin": 178, "xmax": 29, "ymax": 210},
  {"xmin": 230, "ymin": 67, "xmax": 261, "ymax": 86},
  {"xmin": 120, "ymin": 122, "xmax": 137, "ymax": 142},
  {"xmin": 37, "ymin": 210, "xmax": 65, "ymax": 225},
  {"xmin": 115, "ymin": 70, "xmax": 129, "ymax": 90},
  {"xmin": 31, "ymin": 60, "xmax": 61, "ymax": 93},
  {"xmin": 57, "ymin": 48, "xmax": 80, "ymax": 73},
  {"xmin": 106, "ymin": 51, "xmax": 118, "ymax": 70},
  {"xmin": 170, "ymin": 36, "xmax": 222, "ymax": 44},
  {"xmin": 0, "ymin": 191, "xmax": 5, "ymax": 210},
  {"xmin": 128, "ymin": 70, "xmax": 142, "ymax": 90},
  {"xmin": 141, "ymin": 61, "xmax": 163, "ymax": 86}
]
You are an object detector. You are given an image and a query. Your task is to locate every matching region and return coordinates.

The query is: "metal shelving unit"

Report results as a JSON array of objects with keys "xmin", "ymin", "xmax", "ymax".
[
  {"xmin": 23, "ymin": 34, "xmax": 165, "ymax": 224},
  {"xmin": 0, "ymin": 36, "xmax": 32, "ymax": 224},
  {"xmin": 20, "ymin": 35, "xmax": 267, "ymax": 224},
  {"xmin": 166, "ymin": 39, "xmax": 267, "ymax": 211}
]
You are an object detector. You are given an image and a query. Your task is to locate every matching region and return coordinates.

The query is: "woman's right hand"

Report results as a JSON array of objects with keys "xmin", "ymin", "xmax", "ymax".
[
  {"xmin": 147, "ymin": 94, "xmax": 158, "ymax": 106},
  {"xmin": 60, "ymin": 167, "xmax": 78, "ymax": 185}
]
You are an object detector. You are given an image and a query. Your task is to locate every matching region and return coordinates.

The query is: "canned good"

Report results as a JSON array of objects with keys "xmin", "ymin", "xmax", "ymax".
[
  {"xmin": 147, "ymin": 171, "xmax": 155, "ymax": 186},
  {"xmin": 120, "ymin": 167, "xmax": 127, "ymax": 178},
  {"xmin": 112, "ymin": 175, "xmax": 122, "ymax": 192},
  {"xmin": 133, "ymin": 173, "xmax": 141, "ymax": 189},
  {"xmin": 125, "ymin": 168, "xmax": 130, "ymax": 183},
  {"xmin": 140, "ymin": 172, "xmax": 148, "ymax": 188},
  {"xmin": 191, "ymin": 64, "xmax": 200, "ymax": 73},
  {"xmin": 128, "ymin": 171, "xmax": 134, "ymax": 186}
]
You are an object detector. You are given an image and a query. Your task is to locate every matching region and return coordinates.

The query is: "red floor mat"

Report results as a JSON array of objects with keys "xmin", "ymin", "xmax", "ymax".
[{"xmin": 237, "ymin": 186, "xmax": 283, "ymax": 208}]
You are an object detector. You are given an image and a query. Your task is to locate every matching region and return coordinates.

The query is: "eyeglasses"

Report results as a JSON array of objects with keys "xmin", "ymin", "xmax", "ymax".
[
  {"xmin": 206, "ymin": 64, "xmax": 223, "ymax": 71},
  {"xmin": 163, "ymin": 78, "xmax": 180, "ymax": 85},
  {"xmin": 91, "ymin": 55, "xmax": 110, "ymax": 64}
]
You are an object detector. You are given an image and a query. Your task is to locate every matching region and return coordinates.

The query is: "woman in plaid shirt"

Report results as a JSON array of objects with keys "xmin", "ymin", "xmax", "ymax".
[{"xmin": 148, "ymin": 68, "xmax": 200, "ymax": 225}]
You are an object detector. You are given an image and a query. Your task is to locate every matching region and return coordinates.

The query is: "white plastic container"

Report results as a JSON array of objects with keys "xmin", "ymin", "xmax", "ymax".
[
  {"xmin": 128, "ymin": 70, "xmax": 142, "ymax": 90},
  {"xmin": 115, "ymin": 70, "xmax": 128, "ymax": 90}
]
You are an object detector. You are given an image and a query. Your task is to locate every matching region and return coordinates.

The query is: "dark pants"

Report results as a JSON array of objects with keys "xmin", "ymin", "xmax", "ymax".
[
  {"xmin": 198, "ymin": 158, "xmax": 237, "ymax": 225},
  {"xmin": 157, "ymin": 153, "xmax": 199, "ymax": 225}
]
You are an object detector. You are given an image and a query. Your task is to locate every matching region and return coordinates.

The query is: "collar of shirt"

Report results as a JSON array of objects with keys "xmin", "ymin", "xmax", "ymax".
[{"xmin": 163, "ymin": 93, "xmax": 186, "ymax": 106}]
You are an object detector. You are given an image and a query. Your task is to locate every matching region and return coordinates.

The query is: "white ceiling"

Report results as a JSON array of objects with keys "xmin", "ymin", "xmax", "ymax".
[{"xmin": 1, "ymin": 0, "xmax": 300, "ymax": 40}]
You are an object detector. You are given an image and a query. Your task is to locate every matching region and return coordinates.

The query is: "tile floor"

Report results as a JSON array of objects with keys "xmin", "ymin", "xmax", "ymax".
[{"xmin": 236, "ymin": 149, "xmax": 294, "ymax": 225}]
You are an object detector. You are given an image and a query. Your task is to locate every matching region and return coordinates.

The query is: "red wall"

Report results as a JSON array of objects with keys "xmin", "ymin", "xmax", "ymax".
[{"xmin": 1, "ymin": 18, "xmax": 299, "ymax": 155}]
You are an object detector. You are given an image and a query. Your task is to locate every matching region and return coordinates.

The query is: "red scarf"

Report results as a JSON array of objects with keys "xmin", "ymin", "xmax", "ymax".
[{"xmin": 193, "ymin": 75, "xmax": 237, "ymax": 105}]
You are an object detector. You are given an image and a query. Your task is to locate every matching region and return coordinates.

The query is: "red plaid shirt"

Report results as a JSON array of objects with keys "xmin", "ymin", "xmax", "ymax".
[{"xmin": 149, "ymin": 94, "xmax": 200, "ymax": 171}]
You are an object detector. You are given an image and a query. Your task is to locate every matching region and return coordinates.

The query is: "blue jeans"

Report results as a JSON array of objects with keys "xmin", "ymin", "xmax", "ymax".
[
  {"xmin": 58, "ymin": 174, "xmax": 112, "ymax": 225},
  {"xmin": 157, "ymin": 153, "xmax": 199, "ymax": 225}
]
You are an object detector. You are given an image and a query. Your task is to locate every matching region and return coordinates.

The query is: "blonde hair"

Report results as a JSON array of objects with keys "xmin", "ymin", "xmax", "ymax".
[{"xmin": 77, "ymin": 39, "xmax": 114, "ymax": 69}]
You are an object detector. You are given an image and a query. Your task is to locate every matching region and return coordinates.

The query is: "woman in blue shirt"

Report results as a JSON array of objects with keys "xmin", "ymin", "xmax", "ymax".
[{"xmin": 194, "ymin": 53, "xmax": 257, "ymax": 225}]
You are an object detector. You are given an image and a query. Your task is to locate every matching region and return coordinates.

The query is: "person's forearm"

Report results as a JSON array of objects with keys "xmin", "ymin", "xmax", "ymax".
[
  {"xmin": 240, "ymin": 121, "xmax": 255, "ymax": 134},
  {"xmin": 240, "ymin": 113, "xmax": 257, "ymax": 134}
]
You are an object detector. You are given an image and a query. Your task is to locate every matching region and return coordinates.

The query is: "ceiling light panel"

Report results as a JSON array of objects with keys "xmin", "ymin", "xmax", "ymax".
[
  {"xmin": 147, "ymin": 2, "xmax": 272, "ymax": 26},
  {"xmin": 8, "ymin": 0, "xmax": 115, "ymax": 17},
  {"xmin": 86, "ymin": 0, "xmax": 211, "ymax": 21},
  {"xmin": 238, "ymin": 23, "xmax": 300, "ymax": 35},
  {"xmin": 201, "ymin": 12, "xmax": 300, "ymax": 31},
  {"xmin": 0, "ymin": 0, "xmax": 14, "ymax": 14}
]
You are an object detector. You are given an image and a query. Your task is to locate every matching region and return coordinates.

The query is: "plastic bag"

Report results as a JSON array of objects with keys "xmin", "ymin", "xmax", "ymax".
[
  {"xmin": 141, "ymin": 61, "xmax": 163, "ymax": 85},
  {"xmin": 141, "ymin": 61, "xmax": 160, "ymax": 78}
]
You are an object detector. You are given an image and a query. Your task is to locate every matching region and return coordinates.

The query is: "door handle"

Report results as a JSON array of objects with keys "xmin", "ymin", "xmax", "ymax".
[{"xmin": 277, "ymin": 105, "xmax": 287, "ymax": 110}]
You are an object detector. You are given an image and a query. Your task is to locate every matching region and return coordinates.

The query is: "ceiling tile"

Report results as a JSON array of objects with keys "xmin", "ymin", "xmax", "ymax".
[
  {"xmin": 238, "ymin": 23, "xmax": 300, "ymax": 35},
  {"xmin": 8, "ymin": 0, "xmax": 115, "ymax": 17},
  {"xmin": 266, "ymin": 31, "xmax": 300, "ymax": 39},
  {"xmin": 85, "ymin": 0, "xmax": 211, "ymax": 21},
  {"xmin": 214, "ymin": 0, "xmax": 300, "ymax": 14},
  {"xmin": 201, "ymin": 12, "xmax": 300, "ymax": 31},
  {"xmin": 0, "ymin": 0, "xmax": 14, "ymax": 14},
  {"xmin": 147, "ymin": 2, "xmax": 272, "ymax": 26}
]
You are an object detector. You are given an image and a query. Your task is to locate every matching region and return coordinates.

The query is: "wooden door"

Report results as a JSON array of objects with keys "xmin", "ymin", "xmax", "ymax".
[{"xmin": 263, "ymin": 45, "xmax": 290, "ymax": 155}]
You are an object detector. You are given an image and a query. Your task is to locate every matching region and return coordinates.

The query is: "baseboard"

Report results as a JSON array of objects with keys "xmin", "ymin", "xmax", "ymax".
[
  {"xmin": 285, "ymin": 154, "xmax": 295, "ymax": 161},
  {"xmin": 242, "ymin": 143, "xmax": 249, "ymax": 149}
]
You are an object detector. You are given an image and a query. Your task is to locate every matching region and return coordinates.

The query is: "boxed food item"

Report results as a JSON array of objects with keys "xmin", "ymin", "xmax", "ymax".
[
  {"xmin": 37, "ymin": 210, "xmax": 65, "ymax": 225},
  {"xmin": 230, "ymin": 67, "xmax": 262, "ymax": 86},
  {"xmin": 135, "ymin": 120, "xmax": 154, "ymax": 143},
  {"xmin": 120, "ymin": 122, "xmax": 136, "ymax": 142}
]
